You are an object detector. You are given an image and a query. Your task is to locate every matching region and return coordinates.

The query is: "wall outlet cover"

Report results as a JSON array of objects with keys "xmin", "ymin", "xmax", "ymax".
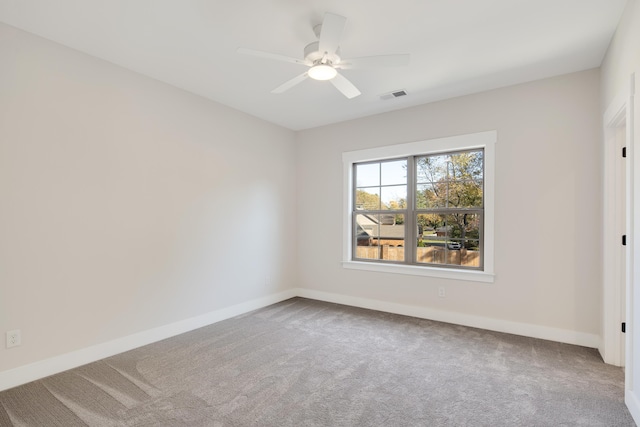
[{"xmin": 6, "ymin": 330, "xmax": 21, "ymax": 348}]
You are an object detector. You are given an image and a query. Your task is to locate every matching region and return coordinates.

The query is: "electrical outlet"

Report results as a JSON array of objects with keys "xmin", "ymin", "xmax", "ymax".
[
  {"xmin": 6, "ymin": 329, "xmax": 21, "ymax": 348},
  {"xmin": 438, "ymin": 287, "xmax": 446, "ymax": 298}
]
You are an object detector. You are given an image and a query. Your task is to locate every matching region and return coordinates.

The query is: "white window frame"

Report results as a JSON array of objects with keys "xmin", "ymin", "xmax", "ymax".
[{"xmin": 342, "ymin": 131, "xmax": 496, "ymax": 283}]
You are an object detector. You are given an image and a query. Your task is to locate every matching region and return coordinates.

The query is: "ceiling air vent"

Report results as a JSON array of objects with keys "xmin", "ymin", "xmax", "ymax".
[{"xmin": 380, "ymin": 89, "xmax": 408, "ymax": 100}]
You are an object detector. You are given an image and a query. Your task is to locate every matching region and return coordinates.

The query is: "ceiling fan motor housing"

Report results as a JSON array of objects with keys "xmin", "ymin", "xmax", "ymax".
[{"xmin": 304, "ymin": 41, "xmax": 341, "ymax": 65}]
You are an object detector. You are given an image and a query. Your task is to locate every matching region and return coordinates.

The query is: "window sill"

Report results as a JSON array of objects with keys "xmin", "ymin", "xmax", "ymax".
[{"xmin": 342, "ymin": 261, "xmax": 495, "ymax": 283}]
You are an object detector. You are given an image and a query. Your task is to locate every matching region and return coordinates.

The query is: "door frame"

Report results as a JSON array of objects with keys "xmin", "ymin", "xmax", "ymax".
[{"xmin": 602, "ymin": 81, "xmax": 633, "ymax": 368}]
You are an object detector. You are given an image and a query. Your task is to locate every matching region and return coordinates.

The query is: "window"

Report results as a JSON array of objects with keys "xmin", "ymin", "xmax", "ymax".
[{"xmin": 343, "ymin": 131, "xmax": 495, "ymax": 282}]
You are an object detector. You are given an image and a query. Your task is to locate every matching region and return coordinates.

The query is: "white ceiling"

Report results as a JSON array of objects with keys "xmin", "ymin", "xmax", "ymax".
[{"xmin": 0, "ymin": 0, "xmax": 628, "ymax": 130}]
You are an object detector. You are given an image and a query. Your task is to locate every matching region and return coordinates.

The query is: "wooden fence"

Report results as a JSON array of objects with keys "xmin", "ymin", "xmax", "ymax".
[{"xmin": 355, "ymin": 245, "xmax": 480, "ymax": 267}]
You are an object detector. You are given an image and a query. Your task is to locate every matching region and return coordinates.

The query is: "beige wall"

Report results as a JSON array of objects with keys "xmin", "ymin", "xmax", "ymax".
[
  {"xmin": 296, "ymin": 69, "xmax": 602, "ymax": 337},
  {"xmin": 0, "ymin": 23, "xmax": 297, "ymax": 372}
]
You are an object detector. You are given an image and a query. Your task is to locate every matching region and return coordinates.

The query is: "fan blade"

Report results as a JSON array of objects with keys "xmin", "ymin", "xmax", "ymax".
[
  {"xmin": 330, "ymin": 73, "xmax": 361, "ymax": 99},
  {"xmin": 337, "ymin": 54, "xmax": 410, "ymax": 69},
  {"xmin": 319, "ymin": 13, "xmax": 347, "ymax": 55},
  {"xmin": 271, "ymin": 72, "xmax": 309, "ymax": 94},
  {"xmin": 237, "ymin": 47, "xmax": 310, "ymax": 66}
]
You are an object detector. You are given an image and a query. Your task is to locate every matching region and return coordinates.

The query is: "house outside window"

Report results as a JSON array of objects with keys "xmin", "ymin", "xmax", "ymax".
[{"xmin": 342, "ymin": 131, "xmax": 495, "ymax": 283}]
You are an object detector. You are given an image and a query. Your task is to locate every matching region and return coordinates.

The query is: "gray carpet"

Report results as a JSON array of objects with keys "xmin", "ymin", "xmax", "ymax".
[{"xmin": 0, "ymin": 297, "xmax": 635, "ymax": 426}]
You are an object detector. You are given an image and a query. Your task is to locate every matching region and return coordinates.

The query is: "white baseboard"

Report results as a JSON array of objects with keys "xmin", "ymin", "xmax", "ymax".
[
  {"xmin": 0, "ymin": 287, "xmax": 604, "ymax": 392},
  {"xmin": 295, "ymin": 288, "xmax": 601, "ymax": 349},
  {"xmin": 0, "ymin": 289, "xmax": 297, "ymax": 392},
  {"xmin": 626, "ymin": 390, "xmax": 640, "ymax": 426}
]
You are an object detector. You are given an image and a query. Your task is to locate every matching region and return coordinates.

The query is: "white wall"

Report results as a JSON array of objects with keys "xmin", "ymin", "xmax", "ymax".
[
  {"xmin": 601, "ymin": 0, "xmax": 640, "ymax": 422},
  {"xmin": 296, "ymin": 69, "xmax": 602, "ymax": 344},
  {"xmin": 0, "ymin": 23, "xmax": 297, "ymax": 375}
]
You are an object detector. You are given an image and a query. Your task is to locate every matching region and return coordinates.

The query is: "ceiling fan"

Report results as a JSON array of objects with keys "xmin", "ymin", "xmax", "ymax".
[{"xmin": 237, "ymin": 13, "xmax": 410, "ymax": 99}]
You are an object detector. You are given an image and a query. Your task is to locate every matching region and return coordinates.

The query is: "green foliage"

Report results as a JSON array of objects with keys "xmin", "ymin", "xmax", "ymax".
[
  {"xmin": 355, "ymin": 191, "xmax": 407, "ymax": 215},
  {"xmin": 355, "ymin": 190, "xmax": 383, "ymax": 210},
  {"xmin": 417, "ymin": 213, "xmax": 442, "ymax": 230},
  {"xmin": 387, "ymin": 199, "xmax": 406, "ymax": 224}
]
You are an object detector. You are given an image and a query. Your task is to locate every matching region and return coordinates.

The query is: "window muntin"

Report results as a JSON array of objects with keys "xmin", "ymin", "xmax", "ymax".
[{"xmin": 352, "ymin": 149, "xmax": 484, "ymax": 270}]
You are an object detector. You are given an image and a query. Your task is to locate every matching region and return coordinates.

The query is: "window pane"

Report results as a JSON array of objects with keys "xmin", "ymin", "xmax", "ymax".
[
  {"xmin": 381, "ymin": 160, "xmax": 407, "ymax": 186},
  {"xmin": 416, "ymin": 154, "xmax": 447, "ymax": 184},
  {"xmin": 381, "ymin": 185, "xmax": 407, "ymax": 210},
  {"xmin": 416, "ymin": 221, "xmax": 447, "ymax": 265},
  {"xmin": 356, "ymin": 163, "xmax": 379, "ymax": 187},
  {"xmin": 441, "ymin": 151, "xmax": 484, "ymax": 181},
  {"xmin": 416, "ymin": 184, "xmax": 445, "ymax": 208},
  {"xmin": 354, "ymin": 214, "xmax": 405, "ymax": 261},
  {"xmin": 444, "ymin": 213, "xmax": 481, "ymax": 244},
  {"xmin": 450, "ymin": 151, "xmax": 483, "ymax": 182},
  {"xmin": 416, "ymin": 213, "xmax": 481, "ymax": 267},
  {"xmin": 356, "ymin": 213, "xmax": 378, "ymax": 248},
  {"xmin": 416, "ymin": 213, "xmax": 443, "ymax": 237},
  {"xmin": 445, "ymin": 180, "xmax": 483, "ymax": 208},
  {"xmin": 416, "ymin": 150, "xmax": 484, "ymax": 209},
  {"xmin": 355, "ymin": 188, "xmax": 381, "ymax": 210}
]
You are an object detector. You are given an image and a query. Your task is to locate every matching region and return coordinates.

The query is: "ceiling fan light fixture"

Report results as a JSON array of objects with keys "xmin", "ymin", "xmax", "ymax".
[{"xmin": 308, "ymin": 64, "xmax": 337, "ymax": 81}]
